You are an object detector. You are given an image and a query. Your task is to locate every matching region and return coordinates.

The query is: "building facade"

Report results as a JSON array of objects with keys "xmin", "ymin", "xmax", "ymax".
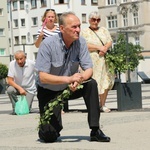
[
  {"xmin": 6, "ymin": 0, "xmax": 98, "ymax": 62},
  {"xmin": 98, "ymin": 0, "xmax": 150, "ymax": 80},
  {"xmin": 0, "ymin": 1, "xmax": 10, "ymax": 65},
  {"xmin": 2, "ymin": 0, "xmax": 150, "ymax": 80}
]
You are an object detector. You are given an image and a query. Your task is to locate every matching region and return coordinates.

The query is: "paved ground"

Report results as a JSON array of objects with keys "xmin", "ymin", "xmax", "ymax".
[{"xmin": 0, "ymin": 84, "xmax": 150, "ymax": 150}]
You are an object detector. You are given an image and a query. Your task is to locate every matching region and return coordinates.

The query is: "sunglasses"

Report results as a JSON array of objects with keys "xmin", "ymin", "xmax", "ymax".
[
  {"xmin": 91, "ymin": 18, "xmax": 101, "ymax": 23},
  {"xmin": 46, "ymin": 9, "xmax": 55, "ymax": 12}
]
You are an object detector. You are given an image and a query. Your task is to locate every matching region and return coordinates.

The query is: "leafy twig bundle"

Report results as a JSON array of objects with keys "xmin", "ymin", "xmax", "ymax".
[{"xmin": 38, "ymin": 84, "xmax": 83, "ymax": 129}]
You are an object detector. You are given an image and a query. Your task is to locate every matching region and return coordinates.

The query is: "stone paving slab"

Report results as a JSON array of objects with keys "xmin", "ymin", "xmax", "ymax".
[{"xmin": 0, "ymin": 84, "xmax": 150, "ymax": 150}]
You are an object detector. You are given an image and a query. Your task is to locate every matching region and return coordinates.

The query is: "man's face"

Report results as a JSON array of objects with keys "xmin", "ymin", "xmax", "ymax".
[
  {"xmin": 60, "ymin": 15, "xmax": 81, "ymax": 42},
  {"xmin": 15, "ymin": 53, "xmax": 26, "ymax": 67}
]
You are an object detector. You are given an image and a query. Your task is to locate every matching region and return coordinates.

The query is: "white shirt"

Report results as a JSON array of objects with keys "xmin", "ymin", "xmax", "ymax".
[{"xmin": 8, "ymin": 59, "xmax": 37, "ymax": 94}]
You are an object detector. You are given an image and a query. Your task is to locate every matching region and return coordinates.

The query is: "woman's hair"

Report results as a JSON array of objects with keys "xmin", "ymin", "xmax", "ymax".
[
  {"xmin": 59, "ymin": 11, "xmax": 75, "ymax": 26},
  {"xmin": 88, "ymin": 11, "xmax": 101, "ymax": 19},
  {"xmin": 41, "ymin": 9, "xmax": 58, "ymax": 23}
]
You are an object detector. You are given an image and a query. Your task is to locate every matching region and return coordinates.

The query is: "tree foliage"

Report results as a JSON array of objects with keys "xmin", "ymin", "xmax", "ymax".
[
  {"xmin": 0, "ymin": 63, "xmax": 8, "ymax": 80},
  {"xmin": 105, "ymin": 34, "xmax": 144, "ymax": 75}
]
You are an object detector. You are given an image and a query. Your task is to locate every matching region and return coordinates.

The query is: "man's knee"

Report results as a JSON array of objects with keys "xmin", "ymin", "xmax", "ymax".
[
  {"xmin": 7, "ymin": 86, "xmax": 16, "ymax": 94},
  {"xmin": 38, "ymin": 124, "xmax": 60, "ymax": 143},
  {"xmin": 86, "ymin": 78, "xmax": 97, "ymax": 88}
]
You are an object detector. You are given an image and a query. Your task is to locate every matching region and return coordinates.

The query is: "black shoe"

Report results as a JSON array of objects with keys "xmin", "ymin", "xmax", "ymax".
[
  {"xmin": 90, "ymin": 129, "xmax": 111, "ymax": 142},
  {"xmin": 11, "ymin": 112, "xmax": 16, "ymax": 115}
]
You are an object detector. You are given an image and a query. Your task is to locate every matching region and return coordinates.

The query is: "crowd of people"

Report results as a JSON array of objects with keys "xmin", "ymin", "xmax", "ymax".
[{"xmin": 6, "ymin": 10, "xmax": 115, "ymax": 143}]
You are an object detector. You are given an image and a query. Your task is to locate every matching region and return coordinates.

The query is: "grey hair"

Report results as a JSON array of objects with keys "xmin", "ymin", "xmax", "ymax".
[
  {"xmin": 89, "ymin": 11, "xmax": 101, "ymax": 19},
  {"xmin": 59, "ymin": 11, "xmax": 76, "ymax": 26},
  {"xmin": 14, "ymin": 50, "xmax": 26, "ymax": 57}
]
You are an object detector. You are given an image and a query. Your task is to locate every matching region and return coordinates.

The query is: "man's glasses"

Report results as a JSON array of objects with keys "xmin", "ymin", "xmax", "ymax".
[
  {"xmin": 91, "ymin": 18, "xmax": 101, "ymax": 23},
  {"xmin": 46, "ymin": 9, "xmax": 55, "ymax": 12}
]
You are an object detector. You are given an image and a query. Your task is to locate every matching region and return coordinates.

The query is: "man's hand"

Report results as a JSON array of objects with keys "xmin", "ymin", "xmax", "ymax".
[
  {"xmin": 70, "ymin": 73, "xmax": 84, "ymax": 84},
  {"xmin": 69, "ymin": 73, "xmax": 84, "ymax": 92},
  {"xmin": 18, "ymin": 87, "xmax": 26, "ymax": 95},
  {"xmin": 69, "ymin": 82, "xmax": 80, "ymax": 92}
]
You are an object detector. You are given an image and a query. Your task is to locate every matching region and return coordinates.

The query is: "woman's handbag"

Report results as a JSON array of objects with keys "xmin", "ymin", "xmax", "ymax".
[{"xmin": 15, "ymin": 95, "xmax": 29, "ymax": 115}]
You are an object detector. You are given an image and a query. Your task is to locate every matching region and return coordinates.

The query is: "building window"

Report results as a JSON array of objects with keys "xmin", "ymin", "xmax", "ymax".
[
  {"xmin": 15, "ymin": 36, "xmax": 19, "ymax": 45},
  {"xmin": 0, "ymin": 8, "xmax": 3, "ymax": 16},
  {"xmin": 8, "ymin": 21, "xmax": 10, "ymax": 28},
  {"xmin": 91, "ymin": 0, "xmax": 98, "ymax": 4},
  {"xmin": 133, "ymin": 12, "xmax": 138, "ymax": 25},
  {"xmin": 81, "ymin": 0, "xmax": 86, "ymax": 5},
  {"xmin": 41, "ymin": 0, "xmax": 47, "ymax": 7},
  {"xmin": 7, "ymin": 3, "xmax": 9, "ymax": 13},
  {"xmin": 57, "ymin": 13, "xmax": 62, "ymax": 21},
  {"xmin": 107, "ymin": 0, "xmax": 116, "ymax": 5},
  {"xmin": 122, "ymin": 13, "xmax": 128, "ymax": 27},
  {"xmin": 31, "ymin": 0, "xmax": 37, "ymax": 9},
  {"xmin": 9, "ymin": 38, "xmax": 11, "ymax": 47},
  {"xmin": 34, "ymin": 52, "xmax": 38, "ymax": 60},
  {"xmin": 112, "ymin": 39, "xmax": 117, "ymax": 48},
  {"xmin": 20, "ymin": 0, "xmax": 24, "ymax": 9},
  {"xmin": 54, "ymin": 0, "xmax": 68, "ymax": 4},
  {"xmin": 0, "ymin": 49, "xmax": 5, "ymax": 56},
  {"xmin": 33, "ymin": 34, "xmax": 37, "ymax": 42},
  {"xmin": 0, "ymin": 29, "xmax": 4, "ymax": 36},
  {"xmin": 32, "ymin": 17, "xmax": 38, "ymax": 26},
  {"xmin": 135, "ymin": 36, "xmax": 140, "ymax": 45},
  {"xmin": 107, "ymin": 15, "xmax": 118, "ymax": 28},
  {"xmin": 21, "ymin": 36, "xmax": 26, "ymax": 44},
  {"xmin": 82, "ymin": 14, "xmax": 86, "ymax": 23},
  {"xmin": 13, "ymin": 0, "xmax": 18, "ymax": 10},
  {"xmin": 13, "ymin": 19, "xmax": 18, "ymax": 28},
  {"xmin": 21, "ymin": 19, "xmax": 25, "ymax": 26}
]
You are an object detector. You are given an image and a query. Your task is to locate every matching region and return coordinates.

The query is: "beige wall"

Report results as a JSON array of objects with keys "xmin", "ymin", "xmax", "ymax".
[
  {"xmin": 98, "ymin": 0, "xmax": 150, "ymax": 81},
  {"xmin": 98, "ymin": 0, "xmax": 150, "ymax": 53},
  {"xmin": 0, "ymin": 1, "xmax": 9, "ymax": 65}
]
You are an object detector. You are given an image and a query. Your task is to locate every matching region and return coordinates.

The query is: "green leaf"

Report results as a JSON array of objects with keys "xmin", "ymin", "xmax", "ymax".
[
  {"xmin": 105, "ymin": 33, "xmax": 144, "ymax": 75},
  {"xmin": 38, "ymin": 84, "xmax": 84, "ymax": 129}
]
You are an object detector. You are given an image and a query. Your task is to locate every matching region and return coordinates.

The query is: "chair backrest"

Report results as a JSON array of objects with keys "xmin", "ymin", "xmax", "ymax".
[{"xmin": 137, "ymin": 72, "xmax": 150, "ymax": 83}]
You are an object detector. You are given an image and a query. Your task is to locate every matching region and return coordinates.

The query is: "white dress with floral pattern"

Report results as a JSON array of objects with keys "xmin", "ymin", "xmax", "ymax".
[{"xmin": 81, "ymin": 27, "xmax": 115, "ymax": 94}]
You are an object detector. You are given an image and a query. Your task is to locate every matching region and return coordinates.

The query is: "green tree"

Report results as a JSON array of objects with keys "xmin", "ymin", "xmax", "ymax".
[
  {"xmin": 105, "ymin": 34, "xmax": 144, "ymax": 78},
  {"xmin": 0, "ymin": 63, "xmax": 8, "ymax": 80}
]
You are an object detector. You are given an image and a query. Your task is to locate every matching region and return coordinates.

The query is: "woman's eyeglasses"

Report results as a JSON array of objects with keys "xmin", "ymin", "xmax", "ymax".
[
  {"xmin": 91, "ymin": 18, "xmax": 101, "ymax": 23},
  {"xmin": 46, "ymin": 9, "xmax": 55, "ymax": 12}
]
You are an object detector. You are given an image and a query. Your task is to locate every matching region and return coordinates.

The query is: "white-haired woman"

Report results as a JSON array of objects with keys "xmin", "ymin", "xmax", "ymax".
[{"xmin": 81, "ymin": 11, "xmax": 115, "ymax": 113}]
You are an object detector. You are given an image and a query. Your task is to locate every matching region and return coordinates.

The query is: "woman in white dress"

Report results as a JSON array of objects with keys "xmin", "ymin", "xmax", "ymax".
[{"xmin": 81, "ymin": 11, "xmax": 115, "ymax": 112}]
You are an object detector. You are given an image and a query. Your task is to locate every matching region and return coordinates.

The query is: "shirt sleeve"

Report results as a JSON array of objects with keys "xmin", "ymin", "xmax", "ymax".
[
  {"xmin": 35, "ymin": 41, "xmax": 52, "ymax": 73},
  {"xmin": 7, "ymin": 61, "xmax": 14, "ymax": 78},
  {"xmin": 79, "ymin": 37, "xmax": 93, "ymax": 70}
]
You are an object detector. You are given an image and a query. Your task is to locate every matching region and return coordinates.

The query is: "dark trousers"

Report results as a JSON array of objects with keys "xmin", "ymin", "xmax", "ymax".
[{"xmin": 37, "ymin": 78, "xmax": 100, "ymax": 142}]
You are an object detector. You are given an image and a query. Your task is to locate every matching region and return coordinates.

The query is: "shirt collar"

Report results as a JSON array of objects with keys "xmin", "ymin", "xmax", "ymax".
[{"xmin": 59, "ymin": 32, "xmax": 74, "ymax": 50}]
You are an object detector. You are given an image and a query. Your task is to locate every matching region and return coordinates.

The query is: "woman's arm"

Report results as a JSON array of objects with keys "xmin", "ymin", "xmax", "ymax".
[
  {"xmin": 34, "ymin": 32, "xmax": 44, "ymax": 48},
  {"xmin": 87, "ymin": 43, "xmax": 101, "ymax": 52}
]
